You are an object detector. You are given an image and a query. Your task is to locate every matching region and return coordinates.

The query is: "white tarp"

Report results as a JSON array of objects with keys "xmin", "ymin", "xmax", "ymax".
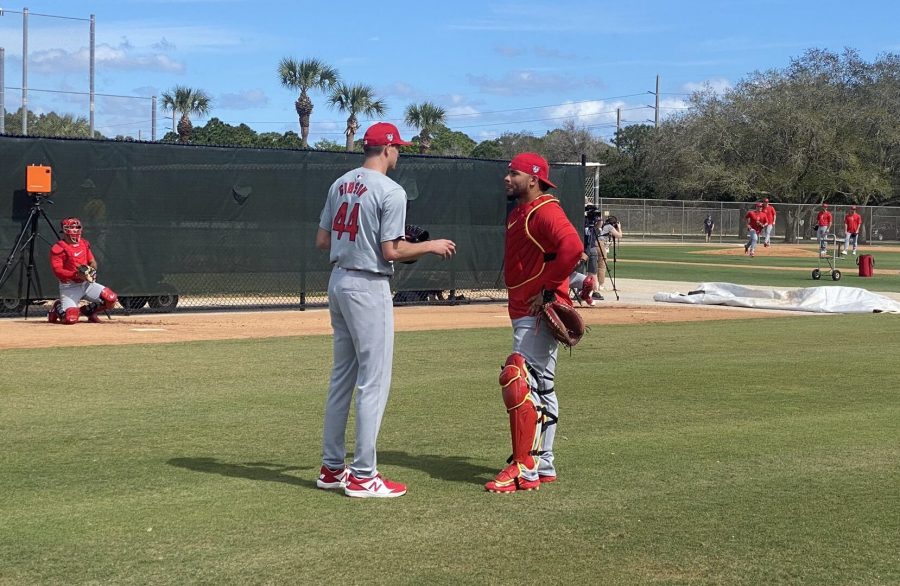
[{"xmin": 653, "ymin": 282, "xmax": 900, "ymax": 314}]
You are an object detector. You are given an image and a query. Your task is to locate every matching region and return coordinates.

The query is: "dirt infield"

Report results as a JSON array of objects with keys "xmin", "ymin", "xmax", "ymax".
[
  {"xmin": 698, "ymin": 243, "xmax": 900, "ymax": 258},
  {"xmin": 0, "ymin": 302, "xmax": 795, "ymax": 350}
]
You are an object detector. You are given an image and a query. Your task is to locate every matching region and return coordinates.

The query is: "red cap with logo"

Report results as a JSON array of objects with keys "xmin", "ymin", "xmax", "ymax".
[
  {"xmin": 363, "ymin": 122, "xmax": 412, "ymax": 147},
  {"xmin": 763, "ymin": 198, "xmax": 770, "ymax": 203},
  {"xmin": 850, "ymin": 205, "xmax": 857, "ymax": 210},
  {"xmin": 508, "ymin": 152, "xmax": 556, "ymax": 189},
  {"xmin": 822, "ymin": 203, "xmax": 829, "ymax": 208},
  {"xmin": 755, "ymin": 202, "xmax": 763, "ymax": 208}
]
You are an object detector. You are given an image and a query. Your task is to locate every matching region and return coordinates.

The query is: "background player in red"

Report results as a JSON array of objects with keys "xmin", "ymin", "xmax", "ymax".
[
  {"xmin": 761, "ymin": 198, "xmax": 777, "ymax": 247},
  {"xmin": 816, "ymin": 203, "xmax": 833, "ymax": 257},
  {"xmin": 485, "ymin": 152, "xmax": 583, "ymax": 493},
  {"xmin": 743, "ymin": 202, "xmax": 767, "ymax": 257},
  {"xmin": 48, "ymin": 217, "xmax": 118, "ymax": 324},
  {"xmin": 842, "ymin": 205, "xmax": 863, "ymax": 256}
]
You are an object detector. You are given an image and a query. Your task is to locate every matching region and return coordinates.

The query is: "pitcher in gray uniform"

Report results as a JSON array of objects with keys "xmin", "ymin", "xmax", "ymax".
[{"xmin": 314, "ymin": 122, "xmax": 456, "ymax": 498}]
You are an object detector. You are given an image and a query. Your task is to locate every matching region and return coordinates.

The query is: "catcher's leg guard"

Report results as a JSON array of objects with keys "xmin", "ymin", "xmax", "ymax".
[
  {"xmin": 579, "ymin": 275, "xmax": 596, "ymax": 305},
  {"xmin": 63, "ymin": 307, "xmax": 81, "ymax": 324},
  {"xmin": 48, "ymin": 300, "xmax": 61, "ymax": 323},
  {"xmin": 83, "ymin": 288, "xmax": 118, "ymax": 322},
  {"xmin": 485, "ymin": 353, "xmax": 542, "ymax": 493}
]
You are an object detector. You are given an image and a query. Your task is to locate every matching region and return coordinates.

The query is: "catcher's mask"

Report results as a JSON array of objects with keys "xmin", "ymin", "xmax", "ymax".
[{"xmin": 61, "ymin": 217, "xmax": 83, "ymax": 243}]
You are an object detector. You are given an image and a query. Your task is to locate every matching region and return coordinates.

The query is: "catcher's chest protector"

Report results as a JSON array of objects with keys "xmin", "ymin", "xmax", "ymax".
[
  {"xmin": 500, "ymin": 353, "xmax": 542, "ymax": 471},
  {"xmin": 858, "ymin": 254, "xmax": 874, "ymax": 277}
]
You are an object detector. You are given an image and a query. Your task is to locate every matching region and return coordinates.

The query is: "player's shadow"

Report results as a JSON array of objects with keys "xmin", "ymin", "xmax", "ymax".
[
  {"xmin": 378, "ymin": 450, "xmax": 496, "ymax": 486},
  {"xmin": 167, "ymin": 457, "xmax": 317, "ymax": 490}
]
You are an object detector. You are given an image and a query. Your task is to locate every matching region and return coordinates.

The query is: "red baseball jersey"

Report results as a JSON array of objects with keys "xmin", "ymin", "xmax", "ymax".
[
  {"xmin": 504, "ymin": 195, "xmax": 582, "ymax": 320},
  {"xmin": 817, "ymin": 210, "xmax": 832, "ymax": 227},
  {"xmin": 50, "ymin": 238, "xmax": 95, "ymax": 283},
  {"xmin": 844, "ymin": 212, "xmax": 862, "ymax": 233},
  {"xmin": 745, "ymin": 210, "xmax": 766, "ymax": 232},
  {"xmin": 762, "ymin": 204, "xmax": 776, "ymax": 224}
]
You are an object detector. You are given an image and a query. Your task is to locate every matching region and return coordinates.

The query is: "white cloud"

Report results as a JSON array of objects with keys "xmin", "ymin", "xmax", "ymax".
[
  {"xmin": 467, "ymin": 71, "xmax": 604, "ymax": 96},
  {"xmin": 218, "ymin": 89, "xmax": 269, "ymax": 110},
  {"xmin": 682, "ymin": 78, "xmax": 732, "ymax": 95},
  {"xmin": 28, "ymin": 43, "xmax": 184, "ymax": 74}
]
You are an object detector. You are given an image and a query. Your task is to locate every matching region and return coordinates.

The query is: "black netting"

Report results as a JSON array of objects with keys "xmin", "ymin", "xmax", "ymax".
[{"xmin": 0, "ymin": 136, "xmax": 586, "ymax": 316}]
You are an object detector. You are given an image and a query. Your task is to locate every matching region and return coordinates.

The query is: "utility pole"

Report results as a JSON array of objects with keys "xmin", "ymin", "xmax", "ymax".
[
  {"xmin": 654, "ymin": 74, "xmax": 660, "ymax": 128},
  {"xmin": 151, "ymin": 95, "xmax": 157, "ymax": 141}
]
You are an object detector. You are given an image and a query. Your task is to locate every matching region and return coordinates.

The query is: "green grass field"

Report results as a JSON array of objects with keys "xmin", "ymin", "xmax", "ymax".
[
  {"xmin": 612, "ymin": 243, "xmax": 900, "ymax": 291},
  {"xmin": 2, "ymin": 314, "xmax": 899, "ymax": 584}
]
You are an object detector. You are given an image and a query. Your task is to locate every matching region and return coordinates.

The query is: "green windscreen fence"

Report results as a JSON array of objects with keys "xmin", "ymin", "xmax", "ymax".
[{"xmin": 0, "ymin": 136, "xmax": 586, "ymax": 314}]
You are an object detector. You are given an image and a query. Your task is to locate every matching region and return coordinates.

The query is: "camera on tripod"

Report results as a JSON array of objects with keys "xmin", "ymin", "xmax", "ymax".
[{"xmin": 585, "ymin": 204, "xmax": 601, "ymax": 225}]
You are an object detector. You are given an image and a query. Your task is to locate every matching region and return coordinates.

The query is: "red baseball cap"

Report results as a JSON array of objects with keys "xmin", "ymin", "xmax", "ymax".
[
  {"xmin": 822, "ymin": 203, "xmax": 829, "ymax": 208},
  {"xmin": 508, "ymin": 152, "xmax": 556, "ymax": 189},
  {"xmin": 850, "ymin": 205, "xmax": 857, "ymax": 210},
  {"xmin": 755, "ymin": 202, "xmax": 763, "ymax": 208},
  {"xmin": 763, "ymin": 198, "xmax": 770, "ymax": 203},
  {"xmin": 363, "ymin": 122, "xmax": 412, "ymax": 147}
]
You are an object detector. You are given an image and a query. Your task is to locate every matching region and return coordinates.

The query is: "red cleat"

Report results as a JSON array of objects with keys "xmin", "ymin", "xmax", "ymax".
[
  {"xmin": 485, "ymin": 463, "xmax": 540, "ymax": 493},
  {"xmin": 344, "ymin": 473, "xmax": 407, "ymax": 498},
  {"xmin": 316, "ymin": 465, "xmax": 349, "ymax": 490}
]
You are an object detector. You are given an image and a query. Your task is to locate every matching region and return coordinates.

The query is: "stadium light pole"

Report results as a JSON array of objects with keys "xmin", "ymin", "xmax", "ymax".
[
  {"xmin": 22, "ymin": 7, "xmax": 28, "ymax": 135},
  {"xmin": 3, "ymin": 7, "xmax": 94, "ymax": 136},
  {"xmin": 0, "ymin": 47, "xmax": 5, "ymax": 134}
]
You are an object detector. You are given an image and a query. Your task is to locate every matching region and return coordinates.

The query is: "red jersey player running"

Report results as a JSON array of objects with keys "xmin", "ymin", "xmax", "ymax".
[
  {"xmin": 744, "ymin": 202, "xmax": 767, "ymax": 257},
  {"xmin": 485, "ymin": 153, "xmax": 583, "ymax": 493},
  {"xmin": 48, "ymin": 217, "xmax": 118, "ymax": 324}
]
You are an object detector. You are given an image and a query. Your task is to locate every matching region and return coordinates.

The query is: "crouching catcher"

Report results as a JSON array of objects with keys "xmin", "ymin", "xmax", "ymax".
[
  {"xmin": 486, "ymin": 152, "xmax": 584, "ymax": 494},
  {"xmin": 48, "ymin": 217, "xmax": 118, "ymax": 324}
]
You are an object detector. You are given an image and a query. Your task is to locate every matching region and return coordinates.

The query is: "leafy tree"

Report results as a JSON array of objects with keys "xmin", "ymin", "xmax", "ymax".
[
  {"xmin": 278, "ymin": 57, "xmax": 339, "ymax": 148},
  {"xmin": 429, "ymin": 124, "xmax": 476, "ymax": 157},
  {"xmin": 191, "ymin": 117, "xmax": 257, "ymax": 146},
  {"xmin": 313, "ymin": 137, "xmax": 345, "ymax": 151},
  {"xmin": 160, "ymin": 85, "xmax": 212, "ymax": 143},
  {"xmin": 3, "ymin": 108, "xmax": 101, "ymax": 138},
  {"xmin": 404, "ymin": 102, "xmax": 446, "ymax": 153},
  {"xmin": 541, "ymin": 120, "xmax": 611, "ymax": 162},
  {"xmin": 471, "ymin": 138, "xmax": 504, "ymax": 159},
  {"xmin": 328, "ymin": 83, "xmax": 386, "ymax": 151}
]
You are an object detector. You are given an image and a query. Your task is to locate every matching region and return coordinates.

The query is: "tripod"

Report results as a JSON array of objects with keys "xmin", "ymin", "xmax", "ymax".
[
  {"xmin": 0, "ymin": 195, "xmax": 60, "ymax": 318},
  {"xmin": 590, "ymin": 223, "xmax": 620, "ymax": 301}
]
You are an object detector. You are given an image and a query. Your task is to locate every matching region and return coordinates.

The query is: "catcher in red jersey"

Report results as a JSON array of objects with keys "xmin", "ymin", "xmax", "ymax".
[
  {"xmin": 48, "ymin": 217, "xmax": 118, "ymax": 324},
  {"xmin": 485, "ymin": 152, "xmax": 584, "ymax": 494}
]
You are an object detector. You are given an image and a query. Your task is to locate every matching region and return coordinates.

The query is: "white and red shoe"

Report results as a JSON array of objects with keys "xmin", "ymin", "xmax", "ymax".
[
  {"xmin": 316, "ymin": 465, "xmax": 349, "ymax": 490},
  {"xmin": 47, "ymin": 300, "xmax": 61, "ymax": 323},
  {"xmin": 344, "ymin": 473, "xmax": 407, "ymax": 498}
]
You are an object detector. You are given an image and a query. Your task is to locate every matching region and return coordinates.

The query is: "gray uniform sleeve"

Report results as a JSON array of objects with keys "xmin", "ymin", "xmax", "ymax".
[
  {"xmin": 319, "ymin": 188, "xmax": 335, "ymax": 232},
  {"xmin": 380, "ymin": 187, "xmax": 407, "ymax": 243}
]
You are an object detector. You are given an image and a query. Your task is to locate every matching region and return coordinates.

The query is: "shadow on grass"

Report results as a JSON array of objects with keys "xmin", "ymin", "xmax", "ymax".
[
  {"xmin": 167, "ymin": 457, "xmax": 317, "ymax": 490},
  {"xmin": 379, "ymin": 450, "xmax": 497, "ymax": 486}
]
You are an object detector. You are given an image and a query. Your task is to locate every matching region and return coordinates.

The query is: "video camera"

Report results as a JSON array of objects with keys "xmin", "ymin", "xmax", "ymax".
[{"xmin": 585, "ymin": 204, "xmax": 601, "ymax": 225}]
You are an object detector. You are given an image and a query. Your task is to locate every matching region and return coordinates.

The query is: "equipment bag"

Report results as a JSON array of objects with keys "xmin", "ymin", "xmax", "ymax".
[{"xmin": 857, "ymin": 254, "xmax": 874, "ymax": 277}]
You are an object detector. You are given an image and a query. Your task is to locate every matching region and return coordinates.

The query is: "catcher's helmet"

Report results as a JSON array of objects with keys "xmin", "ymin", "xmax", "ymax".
[{"xmin": 61, "ymin": 217, "xmax": 83, "ymax": 242}]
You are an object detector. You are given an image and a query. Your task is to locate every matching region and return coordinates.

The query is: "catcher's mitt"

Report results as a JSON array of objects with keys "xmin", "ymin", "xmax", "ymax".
[
  {"xmin": 404, "ymin": 224, "xmax": 430, "ymax": 243},
  {"xmin": 77, "ymin": 264, "xmax": 97, "ymax": 283},
  {"xmin": 540, "ymin": 300, "xmax": 585, "ymax": 348},
  {"xmin": 400, "ymin": 224, "xmax": 430, "ymax": 265}
]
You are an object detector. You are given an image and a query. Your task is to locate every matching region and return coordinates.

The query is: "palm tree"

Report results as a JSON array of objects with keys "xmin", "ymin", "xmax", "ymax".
[
  {"xmin": 160, "ymin": 86, "xmax": 212, "ymax": 143},
  {"xmin": 278, "ymin": 57, "xmax": 339, "ymax": 148},
  {"xmin": 404, "ymin": 102, "xmax": 446, "ymax": 154},
  {"xmin": 328, "ymin": 83, "xmax": 387, "ymax": 151}
]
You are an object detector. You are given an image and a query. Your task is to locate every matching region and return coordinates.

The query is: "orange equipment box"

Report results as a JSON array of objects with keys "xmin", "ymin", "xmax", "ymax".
[{"xmin": 26, "ymin": 165, "xmax": 53, "ymax": 194}]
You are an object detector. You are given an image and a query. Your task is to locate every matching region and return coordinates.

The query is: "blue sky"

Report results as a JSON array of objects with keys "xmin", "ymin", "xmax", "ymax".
[{"xmin": 1, "ymin": 0, "xmax": 898, "ymax": 144}]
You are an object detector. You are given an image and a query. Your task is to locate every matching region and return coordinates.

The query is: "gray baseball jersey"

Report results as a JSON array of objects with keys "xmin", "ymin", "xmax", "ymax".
[
  {"xmin": 318, "ymin": 165, "xmax": 408, "ymax": 480},
  {"xmin": 318, "ymin": 167, "xmax": 407, "ymax": 276}
]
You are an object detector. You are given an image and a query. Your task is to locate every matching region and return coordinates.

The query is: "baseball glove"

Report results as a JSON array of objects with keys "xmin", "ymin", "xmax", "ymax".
[
  {"xmin": 77, "ymin": 264, "xmax": 97, "ymax": 283},
  {"xmin": 404, "ymin": 224, "xmax": 430, "ymax": 243},
  {"xmin": 400, "ymin": 224, "xmax": 430, "ymax": 265},
  {"xmin": 540, "ymin": 300, "xmax": 585, "ymax": 348}
]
